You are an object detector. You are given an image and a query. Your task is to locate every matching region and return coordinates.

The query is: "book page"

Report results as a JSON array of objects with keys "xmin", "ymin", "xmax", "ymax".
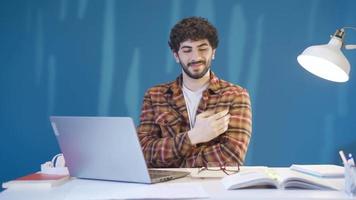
[
  {"xmin": 221, "ymin": 168, "xmax": 278, "ymax": 190},
  {"xmin": 277, "ymin": 169, "xmax": 341, "ymax": 190}
]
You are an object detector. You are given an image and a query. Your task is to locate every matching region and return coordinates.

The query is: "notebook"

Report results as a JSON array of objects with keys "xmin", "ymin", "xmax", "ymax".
[{"xmin": 50, "ymin": 116, "xmax": 189, "ymax": 184}]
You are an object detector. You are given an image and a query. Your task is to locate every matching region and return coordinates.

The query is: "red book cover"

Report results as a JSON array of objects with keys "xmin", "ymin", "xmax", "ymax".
[
  {"xmin": 16, "ymin": 173, "xmax": 68, "ymax": 181},
  {"xmin": 2, "ymin": 172, "xmax": 70, "ymax": 189}
]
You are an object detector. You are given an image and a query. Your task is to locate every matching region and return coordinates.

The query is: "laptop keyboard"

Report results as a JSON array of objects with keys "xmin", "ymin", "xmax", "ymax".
[
  {"xmin": 149, "ymin": 169, "xmax": 172, "ymax": 178},
  {"xmin": 148, "ymin": 169, "xmax": 184, "ymax": 179}
]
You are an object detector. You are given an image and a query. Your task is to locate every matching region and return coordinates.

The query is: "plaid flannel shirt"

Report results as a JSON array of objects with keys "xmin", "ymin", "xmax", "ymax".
[{"xmin": 137, "ymin": 72, "xmax": 252, "ymax": 168}]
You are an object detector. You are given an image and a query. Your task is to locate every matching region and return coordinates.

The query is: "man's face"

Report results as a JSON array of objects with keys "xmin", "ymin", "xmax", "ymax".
[{"xmin": 174, "ymin": 39, "xmax": 216, "ymax": 79}]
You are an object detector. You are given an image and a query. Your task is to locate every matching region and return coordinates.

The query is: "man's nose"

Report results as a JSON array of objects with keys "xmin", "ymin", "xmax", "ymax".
[{"xmin": 191, "ymin": 49, "xmax": 202, "ymax": 61}]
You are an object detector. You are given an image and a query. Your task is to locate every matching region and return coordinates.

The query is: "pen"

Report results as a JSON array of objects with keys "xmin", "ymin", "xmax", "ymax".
[
  {"xmin": 339, "ymin": 150, "xmax": 348, "ymax": 166},
  {"xmin": 348, "ymin": 153, "xmax": 355, "ymax": 167}
]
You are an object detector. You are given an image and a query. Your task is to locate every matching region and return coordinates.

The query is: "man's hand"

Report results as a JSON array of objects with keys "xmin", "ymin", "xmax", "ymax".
[{"xmin": 188, "ymin": 110, "xmax": 230, "ymax": 145}]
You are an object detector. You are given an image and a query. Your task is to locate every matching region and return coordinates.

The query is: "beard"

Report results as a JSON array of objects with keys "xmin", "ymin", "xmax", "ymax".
[{"xmin": 179, "ymin": 59, "xmax": 212, "ymax": 79}]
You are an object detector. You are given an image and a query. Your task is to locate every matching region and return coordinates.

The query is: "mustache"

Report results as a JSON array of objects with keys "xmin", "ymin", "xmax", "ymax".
[{"xmin": 188, "ymin": 61, "xmax": 205, "ymax": 67}]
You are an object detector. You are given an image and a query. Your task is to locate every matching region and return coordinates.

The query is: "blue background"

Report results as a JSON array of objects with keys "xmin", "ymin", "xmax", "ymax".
[{"xmin": 1, "ymin": 0, "xmax": 355, "ymax": 186}]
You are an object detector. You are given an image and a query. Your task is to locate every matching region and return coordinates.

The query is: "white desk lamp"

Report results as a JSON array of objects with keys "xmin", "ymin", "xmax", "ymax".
[{"xmin": 297, "ymin": 27, "xmax": 356, "ymax": 82}]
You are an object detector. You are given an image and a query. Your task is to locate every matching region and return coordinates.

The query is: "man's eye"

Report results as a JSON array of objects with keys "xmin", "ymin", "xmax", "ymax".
[
  {"xmin": 183, "ymin": 50, "xmax": 191, "ymax": 53},
  {"xmin": 199, "ymin": 48, "xmax": 208, "ymax": 51}
]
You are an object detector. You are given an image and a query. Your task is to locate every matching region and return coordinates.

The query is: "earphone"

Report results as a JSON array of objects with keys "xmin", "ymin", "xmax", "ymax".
[
  {"xmin": 51, "ymin": 153, "xmax": 66, "ymax": 167},
  {"xmin": 41, "ymin": 153, "xmax": 69, "ymax": 175}
]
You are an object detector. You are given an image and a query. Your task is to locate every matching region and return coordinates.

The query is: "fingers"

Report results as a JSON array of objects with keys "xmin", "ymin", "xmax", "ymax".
[
  {"xmin": 209, "ymin": 110, "xmax": 229, "ymax": 120},
  {"xmin": 196, "ymin": 110, "xmax": 215, "ymax": 118},
  {"xmin": 190, "ymin": 110, "xmax": 230, "ymax": 144},
  {"xmin": 216, "ymin": 124, "xmax": 229, "ymax": 136},
  {"xmin": 220, "ymin": 116, "xmax": 230, "ymax": 128},
  {"xmin": 213, "ymin": 114, "xmax": 230, "ymax": 136},
  {"xmin": 214, "ymin": 113, "xmax": 230, "ymax": 125}
]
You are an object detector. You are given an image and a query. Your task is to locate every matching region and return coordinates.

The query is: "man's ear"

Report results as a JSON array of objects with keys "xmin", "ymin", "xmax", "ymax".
[
  {"xmin": 173, "ymin": 52, "xmax": 179, "ymax": 63},
  {"xmin": 212, "ymin": 49, "xmax": 216, "ymax": 60}
]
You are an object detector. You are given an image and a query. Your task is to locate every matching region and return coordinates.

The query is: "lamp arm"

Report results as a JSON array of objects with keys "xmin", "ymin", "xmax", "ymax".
[
  {"xmin": 345, "ymin": 44, "xmax": 356, "ymax": 50},
  {"xmin": 342, "ymin": 26, "xmax": 356, "ymax": 31},
  {"xmin": 337, "ymin": 27, "xmax": 356, "ymax": 50}
]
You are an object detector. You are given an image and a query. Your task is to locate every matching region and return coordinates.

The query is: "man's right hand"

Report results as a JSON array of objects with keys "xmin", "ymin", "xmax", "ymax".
[{"xmin": 188, "ymin": 110, "xmax": 230, "ymax": 145}]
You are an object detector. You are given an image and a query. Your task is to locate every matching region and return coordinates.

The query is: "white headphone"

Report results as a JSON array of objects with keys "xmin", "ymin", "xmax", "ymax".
[
  {"xmin": 51, "ymin": 153, "xmax": 66, "ymax": 167},
  {"xmin": 41, "ymin": 153, "xmax": 69, "ymax": 175}
]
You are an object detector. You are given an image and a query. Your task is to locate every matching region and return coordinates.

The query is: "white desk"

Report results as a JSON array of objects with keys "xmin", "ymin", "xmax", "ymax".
[{"xmin": 0, "ymin": 167, "xmax": 354, "ymax": 200}]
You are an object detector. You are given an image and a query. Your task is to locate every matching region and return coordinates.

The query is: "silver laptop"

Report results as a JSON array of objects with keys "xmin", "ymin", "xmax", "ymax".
[{"xmin": 50, "ymin": 116, "xmax": 189, "ymax": 184}]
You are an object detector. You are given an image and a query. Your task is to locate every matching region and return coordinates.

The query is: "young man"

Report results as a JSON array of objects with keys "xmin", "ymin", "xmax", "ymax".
[{"xmin": 137, "ymin": 17, "xmax": 252, "ymax": 168}]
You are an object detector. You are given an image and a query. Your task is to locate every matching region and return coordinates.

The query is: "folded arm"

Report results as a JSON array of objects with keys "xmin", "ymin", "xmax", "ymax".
[{"xmin": 137, "ymin": 89, "xmax": 252, "ymax": 167}]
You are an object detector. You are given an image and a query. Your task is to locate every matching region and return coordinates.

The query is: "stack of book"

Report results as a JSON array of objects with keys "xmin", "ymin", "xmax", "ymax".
[{"xmin": 2, "ymin": 172, "xmax": 70, "ymax": 189}]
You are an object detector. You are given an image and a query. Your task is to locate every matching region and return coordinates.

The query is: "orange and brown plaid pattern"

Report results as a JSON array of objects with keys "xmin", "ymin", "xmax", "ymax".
[{"xmin": 137, "ymin": 72, "xmax": 252, "ymax": 168}]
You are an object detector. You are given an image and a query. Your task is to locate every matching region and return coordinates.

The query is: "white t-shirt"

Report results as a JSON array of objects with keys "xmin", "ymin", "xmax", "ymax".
[{"xmin": 182, "ymin": 84, "xmax": 209, "ymax": 128}]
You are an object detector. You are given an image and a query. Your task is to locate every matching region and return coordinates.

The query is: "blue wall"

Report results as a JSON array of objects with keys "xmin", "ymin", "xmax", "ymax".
[{"xmin": 1, "ymin": 0, "xmax": 355, "ymax": 186}]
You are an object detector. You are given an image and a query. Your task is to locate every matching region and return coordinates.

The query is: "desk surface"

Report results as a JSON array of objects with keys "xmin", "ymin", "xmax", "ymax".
[{"xmin": 0, "ymin": 167, "xmax": 354, "ymax": 200}]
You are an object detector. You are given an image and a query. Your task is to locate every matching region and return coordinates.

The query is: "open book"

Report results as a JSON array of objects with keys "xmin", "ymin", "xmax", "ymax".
[{"xmin": 221, "ymin": 168, "xmax": 341, "ymax": 190}]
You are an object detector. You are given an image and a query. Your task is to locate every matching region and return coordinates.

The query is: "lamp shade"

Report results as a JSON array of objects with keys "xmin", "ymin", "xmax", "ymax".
[{"xmin": 297, "ymin": 37, "xmax": 350, "ymax": 82}]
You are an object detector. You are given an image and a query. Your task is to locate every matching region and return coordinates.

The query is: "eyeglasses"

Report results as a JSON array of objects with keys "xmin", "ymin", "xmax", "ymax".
[{"xmin": 197, "ymin": 162, "xmax": 240, "ymax": 176}]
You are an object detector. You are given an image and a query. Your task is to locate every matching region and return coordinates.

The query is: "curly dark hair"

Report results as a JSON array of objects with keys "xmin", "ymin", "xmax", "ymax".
[{"xmin": 168, "ymin": 16, "xmax": 219, "ymax": 53}]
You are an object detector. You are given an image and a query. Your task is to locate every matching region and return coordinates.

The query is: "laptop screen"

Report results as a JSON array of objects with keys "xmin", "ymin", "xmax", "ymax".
[{"xmin": 50, "ymin": 116, "xmax": 152, "ymax": 183}]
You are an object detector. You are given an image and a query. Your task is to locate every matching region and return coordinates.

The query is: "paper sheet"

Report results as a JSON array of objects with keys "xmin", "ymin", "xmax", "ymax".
[{"xmin": 65, "ymin": 179, "xmax": 209, "ymax": 200}]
